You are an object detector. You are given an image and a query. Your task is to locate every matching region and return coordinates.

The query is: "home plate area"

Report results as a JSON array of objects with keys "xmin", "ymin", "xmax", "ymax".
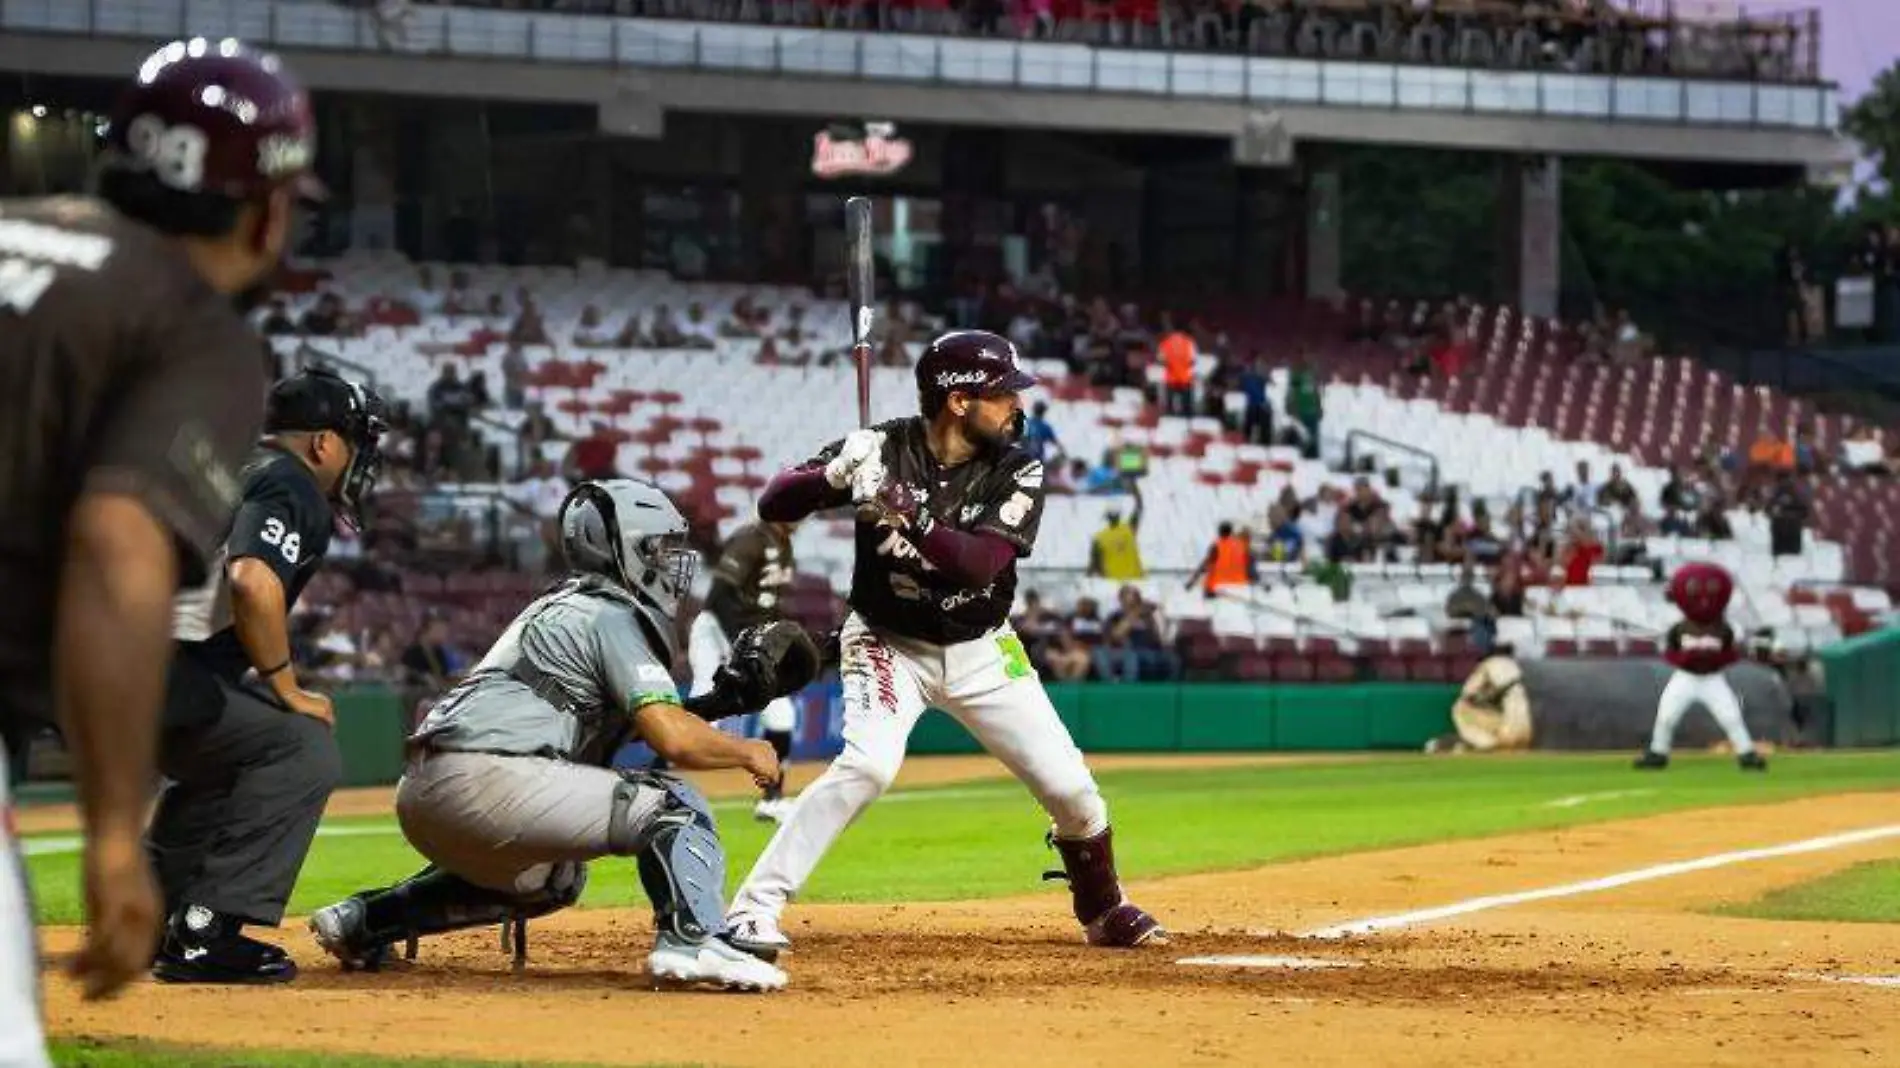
[{"xmin": 43, "ymin": 793, "xmax": 1900, "ymax": 1067}]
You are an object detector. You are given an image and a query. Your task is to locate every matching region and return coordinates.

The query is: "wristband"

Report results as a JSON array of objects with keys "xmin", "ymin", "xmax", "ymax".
[{"xmin": 257, "ymin": 659, "xmax": 292, "ymax": 680}]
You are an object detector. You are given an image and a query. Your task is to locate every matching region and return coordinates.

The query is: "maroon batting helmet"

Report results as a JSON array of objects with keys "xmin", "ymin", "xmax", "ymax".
[
  {"xmin": 102, "ymin": 38, "xmax": 322, "ymax": 205},
  {"xmin": 915, "ymin": 329, "xmax": 1038, "ymax": 415},
  {"xmin": 1668, "ymin": 561, "xmax": 1733, "ymax": 625}
]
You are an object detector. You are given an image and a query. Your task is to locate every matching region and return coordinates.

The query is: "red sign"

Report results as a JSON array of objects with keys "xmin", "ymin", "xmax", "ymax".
[{"xmin": 811, "ymin": 125, "xmax": 913, "ymax": 179}]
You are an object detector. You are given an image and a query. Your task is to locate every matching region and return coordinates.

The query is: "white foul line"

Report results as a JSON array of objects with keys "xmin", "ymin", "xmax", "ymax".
[
  {"xmin": 1540, "ymin": 789, "xmax": 1656, "ymax": 810},
  {"xmin": 1299, "ymin": 823, "xmax": 1900, "ymax": 940},
  {"xmin": 17, "ymin": 784, "xmax": 1021, "ymax": 858}
]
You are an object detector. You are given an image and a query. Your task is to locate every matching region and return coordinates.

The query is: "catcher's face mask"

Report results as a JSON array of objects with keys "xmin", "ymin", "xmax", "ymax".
[
  {"xmin": 562, "ymin": 479, "xmax": 697, "ymax": 621},
  {"xmin": 626, "ymin": 529, "xmax": 698, "ymax": 614}
]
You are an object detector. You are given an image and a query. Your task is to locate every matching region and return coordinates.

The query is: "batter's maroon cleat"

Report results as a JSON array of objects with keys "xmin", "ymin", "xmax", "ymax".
[
  {"xmin": 1086, "ymin": 901, "xmax": 1168, "ymax": 948},
  {"xmin": 1044, "ymin": 827, "xmax": 1169, "ymax": 949}
]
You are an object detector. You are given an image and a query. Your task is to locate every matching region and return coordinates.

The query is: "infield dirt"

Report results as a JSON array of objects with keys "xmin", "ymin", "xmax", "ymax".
[{"xmin": 35, "ymin": 761, "xmax": 1900, "ymax": 1067}]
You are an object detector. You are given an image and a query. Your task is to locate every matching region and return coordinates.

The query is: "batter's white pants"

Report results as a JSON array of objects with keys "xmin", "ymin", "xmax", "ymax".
[
  {"xmin": 728, "ymin": 612, "xmax": 1109, "ymax": 922},
  {"xmin": 0, "ymin": 743, "xmax": 50, "ymax": 1068},
  {"xmin": 1649, "ymin": 670, "xmax": 1755, "ymax": 756},
  {"xmin": 688, "ymin": 613, "xmax": 796, "ymax": 734}
]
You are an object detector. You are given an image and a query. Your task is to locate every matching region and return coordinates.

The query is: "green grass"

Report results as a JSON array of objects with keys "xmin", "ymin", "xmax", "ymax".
[
  {"xmin": 24, "ymin": 751, "xmax": 1900, "ymax": 927},
  {"xmin": 50, "ymin": 1038, "xmax": 695, "ymax": 1068},
  {"xmin": 1717, "ymin": 857, "xmax": 1900, "ymax": 924}
]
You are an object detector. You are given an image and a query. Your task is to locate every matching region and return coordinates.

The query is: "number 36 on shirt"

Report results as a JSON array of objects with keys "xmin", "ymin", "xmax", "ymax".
[{"xmin": 258, "ymin": 516, "xmax": 301, "ymax": 564}]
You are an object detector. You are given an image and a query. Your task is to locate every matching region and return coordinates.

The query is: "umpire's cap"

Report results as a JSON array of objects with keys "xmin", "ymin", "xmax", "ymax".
[
  {"xmin": 102, "ymin": 37, "xmax": 324, "ymax": 204},
  {"xmin": 266, "ymin": 367, "xmax": 386, "ymax": 441},
  {"xmin": 267, "ymin": 367, "xmax": 390, "ymax": 529}
]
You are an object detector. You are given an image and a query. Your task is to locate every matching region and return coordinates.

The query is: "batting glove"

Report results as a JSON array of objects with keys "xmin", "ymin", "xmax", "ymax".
[
  {"xmin": 849, "ymin": 457, "xmax": 887, "ymax": 505},
  {"xmin": 864, "ymin": 477, "xmax": 934, "ymax": 535},
  {"xmin": 824, "ymin": 429, "xmax": 886, "ymax": 489}
]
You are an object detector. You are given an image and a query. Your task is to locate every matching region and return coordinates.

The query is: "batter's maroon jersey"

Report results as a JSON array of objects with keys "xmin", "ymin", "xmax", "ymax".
[
  {"xmin": 0, "ymin": 195, "xmax": 266, "ymax": 729},
  {"xmin": 814, "ymin": 417, "xmax": 1046, "ymax": 645},
  {"xmin": 1664, "ymin": 620, "xmax": 1740, "ymax": 675}
]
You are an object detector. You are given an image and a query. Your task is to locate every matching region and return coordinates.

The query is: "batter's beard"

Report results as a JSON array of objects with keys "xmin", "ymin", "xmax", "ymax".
[{"xmin": 960, "ymin": 409, "xmax": 1019, "ymax": 457}]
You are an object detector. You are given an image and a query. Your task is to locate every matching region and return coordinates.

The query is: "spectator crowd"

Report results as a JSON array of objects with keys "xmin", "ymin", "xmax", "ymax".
[{"xmin": 340, "ymin": 0, "xmax": 1820, "ymax": 84}]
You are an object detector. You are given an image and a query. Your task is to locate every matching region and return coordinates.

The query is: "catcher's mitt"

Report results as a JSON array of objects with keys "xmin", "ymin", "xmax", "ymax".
[{"xmin": 722, "ymin": 619, "xmax": 822, "ymax": 707}]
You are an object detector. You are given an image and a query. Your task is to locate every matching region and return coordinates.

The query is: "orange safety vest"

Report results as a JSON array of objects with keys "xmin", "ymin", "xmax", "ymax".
[
  {"xmin": 1160, "ymin": 332, "xmax": 1195, "ymax": 388},
  {"xmin": 1205, "ymin": 535, "xmax": 1250, "ymax": 593}
]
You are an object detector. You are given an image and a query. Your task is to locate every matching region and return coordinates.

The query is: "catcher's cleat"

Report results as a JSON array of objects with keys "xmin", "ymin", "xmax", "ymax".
[
  {"xmin": 1633, "ymin": 750, "xmax": 1669, "ymax": 770},
  {"xmin": 649, "ymin": 935, "xmax": 787, "ymax": 992},
  {"xmin": 309, "ymin": 897, "xmax": 393, "ymax": 972}
]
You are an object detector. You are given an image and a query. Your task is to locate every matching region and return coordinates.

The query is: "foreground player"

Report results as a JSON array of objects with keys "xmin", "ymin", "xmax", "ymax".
[
  {"xmin": 309, "ymin": 480, "xmax": 803, "ymax": 991},
  {"xmin": 0, "ymin": 38, "xmax": 315, "ymax": 1064},
  {"xmin": 691, "ymin": 518, "xmax": 802, "ymax": 821},
  {"xmin": 151, "ymin": 368, "xmax": 387, "ymax": 984},
  {"xmin": 724, "ymin": 330, "xmax": 1165, "ymax": 961},
  {"xmin": 1635, "ymin": 561, "xmax": 1767, "ymax": 771}
]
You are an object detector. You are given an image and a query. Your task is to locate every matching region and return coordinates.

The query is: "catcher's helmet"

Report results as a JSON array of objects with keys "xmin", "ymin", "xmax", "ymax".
[
  {"xmin": 101, "ymin": 38, "xmax": 323, "ymax": 206},
  {"xmin": 265, "ymin": 368, "xmax": 389, "ymax": 528},
  {"xmin": 915, "ymin": 329, "xmax": 1037, "ymax": 417},
  {"xmin": 561, "ymin": 479, "xmax": 697, "ymax": 655}
]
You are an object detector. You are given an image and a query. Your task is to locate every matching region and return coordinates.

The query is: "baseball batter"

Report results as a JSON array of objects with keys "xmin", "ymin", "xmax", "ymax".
[
  {"xmin": 691, "ymin": 519, "xmax": 801, "ymax": 821},
  {"xmin": 309, "ymin": 480, "xmax": 815, "ymax": 991},
  {"xmin": 723, "ymin": 329, "xmax": 1165, "ymax": 962},
  {"xmin": 1635, "ymin": 561, "xmax": 1767, "ymax": 771}
]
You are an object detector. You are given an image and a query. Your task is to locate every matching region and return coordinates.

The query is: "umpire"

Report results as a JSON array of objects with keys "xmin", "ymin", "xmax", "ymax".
[{"xmin": 149, "ymin": 367, "xmax": 387, "ymax": 984}]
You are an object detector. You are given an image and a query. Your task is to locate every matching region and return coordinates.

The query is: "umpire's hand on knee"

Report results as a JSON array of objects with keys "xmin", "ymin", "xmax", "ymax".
[{"xmin": 283, "ymin": 688, "xmax": 335, "ymax": 728}]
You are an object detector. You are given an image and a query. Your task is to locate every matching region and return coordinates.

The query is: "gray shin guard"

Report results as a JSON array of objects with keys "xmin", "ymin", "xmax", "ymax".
[{"xmin": 612, "ymin": 772, "xmax": 728, "ymax": 942}]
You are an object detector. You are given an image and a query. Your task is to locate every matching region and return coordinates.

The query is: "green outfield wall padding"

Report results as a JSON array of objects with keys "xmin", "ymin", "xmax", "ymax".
[
  {"xmin": 1273, "ymin": 686, "xmax": 1369, "ymax": 750},
  {"xmin": 1819, "ymin": 628, "xmax": 1900, "ymax": 747},
  {"xmin": 909, "ymin": 708, "xmax": 985, "ymax": 755},
  {"xmin": 1367, "ymin": 686, "xmax": 1462, "ymax": 749},
  {"xmin": 1045, "ymin": 682, "xmax": 1087, "ymax": 739},
  {"xmin": 1178, "ymin": 685, "xmax": 1276, "ymax": 751},
  {"xmin": 906, "ymin": 683, "xmax": 1456, "ymax": 756},
  {"xmin": 332, "ymin": 686, "xmax": 409, "ymax": 787},
  {"xmin": 1077, "ymin": 684, "xmax": 1181, "ymax": 751}
]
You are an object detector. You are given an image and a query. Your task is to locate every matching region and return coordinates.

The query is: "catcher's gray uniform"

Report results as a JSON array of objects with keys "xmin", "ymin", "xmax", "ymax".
[
  {"xmin": 313, "ymin": 478, "xmax": 792, "ymax": 991},
  {"xmin": 399, "ymin": 578, "xmax": 691, "ymax": 894}
]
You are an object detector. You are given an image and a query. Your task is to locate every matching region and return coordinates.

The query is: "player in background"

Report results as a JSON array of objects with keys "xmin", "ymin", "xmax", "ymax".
[
  {"xmin": 692, "ymin": 519, "xmax": 802, "ymax": 821},
  {"xmin": 0, "ymin": 36, "xmax": 317, "ymax": 1064},
  {"xmin": 723, "ymin": 330, "xmax": 1165, "ymax": 963},
  {"xmin": 150, "ymin": 368, "xmax": 387, "ymax": 984},
  {"xmin": 309, "ymin": 480, "xmax": 792, "ymax": 992},
  {"xmin": 1635, "ymin": 561, "xmax": 1768, "ymax": 771}
]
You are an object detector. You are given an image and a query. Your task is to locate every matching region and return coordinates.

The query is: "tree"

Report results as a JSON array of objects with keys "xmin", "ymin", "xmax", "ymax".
[{"xmin": 1843, "ymin": 62, "xmax": 1900, "ymax": 193}]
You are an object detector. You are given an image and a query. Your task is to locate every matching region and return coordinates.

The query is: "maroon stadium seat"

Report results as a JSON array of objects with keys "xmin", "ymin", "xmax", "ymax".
[
  {"xmin": 1271, "ymin": 654, "xmax": 1314, "ymax": 682},
  {"xmin": 1371, "ymin": 655, "xmax": 1409, "ymax": 681}
]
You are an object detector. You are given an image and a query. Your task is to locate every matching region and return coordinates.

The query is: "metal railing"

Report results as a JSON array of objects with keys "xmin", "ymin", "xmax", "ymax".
[
  {"xmin": 265, "ymin": 0, "xmax": 1832, "ymax": 84},
  {"xmin": 0, "ymin": 0, "xmax": 1837, "ymax": 131},
  {"xmin": 1344, "ymin": 430, "xmax": 1440, "ymax": 494},
  {"xmin": 286, "ymin": 340, "xmax": 381, "ymax": 389}
]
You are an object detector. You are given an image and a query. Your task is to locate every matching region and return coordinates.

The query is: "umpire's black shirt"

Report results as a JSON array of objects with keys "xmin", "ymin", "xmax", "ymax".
[
  {"xmin": 174, "ymin": 446, "xmax": 334, "ymax": 685},
  {"xmin": 0, "ymin": 196, "xmax": 265, "ymax": 731}
]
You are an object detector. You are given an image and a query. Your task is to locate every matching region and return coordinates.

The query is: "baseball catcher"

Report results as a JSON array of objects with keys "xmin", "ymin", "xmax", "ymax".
[
  {"xmin": 308, "ymin": 479, "xmax": 814, "ymax": 991},
  {"xmin": 1635, "ymin": 561, "xmax": 1767, "ymax": 771}
]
